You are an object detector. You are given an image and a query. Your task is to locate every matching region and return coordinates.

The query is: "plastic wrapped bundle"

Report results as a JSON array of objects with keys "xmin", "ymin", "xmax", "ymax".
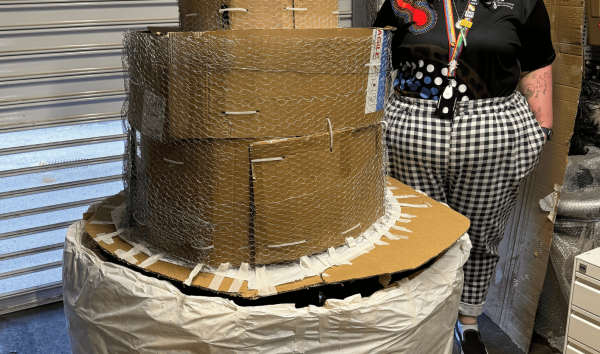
[
  {"xmin": 535, "ymin": 148, "xmax": 600, "ymax": 350},
  {"xmin": 63, "ymin": 220, "xmax": 472, "ymax": 354}
]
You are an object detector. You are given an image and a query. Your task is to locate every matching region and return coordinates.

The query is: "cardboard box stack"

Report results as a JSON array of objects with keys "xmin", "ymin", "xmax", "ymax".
[{"xmin": 123, "ymin": 2, "xmax": 392, "ymax": 267}]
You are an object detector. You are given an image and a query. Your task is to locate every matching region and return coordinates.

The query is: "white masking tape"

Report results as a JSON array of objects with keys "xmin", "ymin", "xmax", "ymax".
[
  {"xmin": 267, "ymin": 240, "xmax": 305, "ymax": 248},
  {"xmin": 227, "ymin": 262, "xmax": 249, "ymax": 293},
  {"xmin": 391, "ymin": 225, "xmax": 412, "ymax": 233},
  {"xmin": 163, "ymin": 158, "xmax": 184, "ymax": 165},
  {"xmin": 256, "ymin": 266, "xmax": 277, "ymax": 296},
  {"xmin": 191, "ymin": 244, "xmax": 214, "ymax": 250},
  {"xmin": 341, "ymin": 223, "xmax": 361, "ymax": 235},
  {"xmin": 185, "ymin": 12, "xmax": 197, "ymax": 16},
  {"xmin": 294, "ymin": 313, "xmax": 307, "ymax": 353},
  {"xmin": 345, "ymin": 237, "xmax": 357, "ymax": 248},
  {"xmin": 364, "ymin": 63, "xmax": 381, "ymax": 67},
  {"xmin": 114, "ymin": 244, "xmax": 145, "ymax": 264},
  {"xmin": 223, "ymin": 110, "xmax": 256, "ymax": 114},
  {"xmin": 319, "ymin": 308, "xmax": 331, "ymax": 348},
  {"xmin": 252, "ymin": 157, "xmax": 285, "ymax": 163},
  {"xmin": 94, "ymin": 229, "xmax": 122, "ymax": 245},
  {"xmin": 374, "ymin": 239, "xmax": 389, "ymax": 246},
  {"xmin": 300, "ymin": 256, "xmax": 320, "ymax": 276},
  {"xmin": 385, "ymin": 231, "xmax": 409, "ymax": 240},
  {"xmin": 332, "ymin": 10, "xmax": 339, "ymax": 14},
  {"xmin": 328, "ymin": 247, "xmax": 352, "ymax": 266},
  {"xmin": 184, "ymin": 263, "xmax": 204, "ymax": 286},
  {"xmin": 400, "ymin": 279, "xmax": 418, "ymax": 326},
  {"xmin": 390, "ymin": 202, "xmax": 430, "ymax": 208},
  {"xmin": 394, "ymin": 195, "xmax": 419, "ymax": 199},
  {"xmin": 387, "ymin": 186, "xmax": 398, "ymax": 190},
  {"xmin": 399, "ymin": 213, "xmax": 416, "ymax": 218},
  {"xmin": 208, "ymin": 263, "xmax": 231, "ymax": 291},
  {"xmin": 396, "ymin": 218, "xmax": 412, "ymax": 223},
  {"xmin": 218, "ymin": 8, "xmax": 248, "ymax": 12},
  {"xmin": 138, "ymin": 253, "xmax": 164, "ymax": 269},
  {"xmin": 327, "ymin": 118, "xmax": 334, "ymax": 151}
]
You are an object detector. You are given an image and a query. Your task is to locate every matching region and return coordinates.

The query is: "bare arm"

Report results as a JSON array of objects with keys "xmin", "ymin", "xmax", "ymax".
[{"xmin": 518, "ymin": 64, "xmax": 553, "ymax": 136}]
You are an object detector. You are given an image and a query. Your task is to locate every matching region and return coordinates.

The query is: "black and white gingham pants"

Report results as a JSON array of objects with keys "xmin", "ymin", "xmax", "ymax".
[{"xmin": 385, "ymin": 90, "xmax": 545, "ymax": 316}]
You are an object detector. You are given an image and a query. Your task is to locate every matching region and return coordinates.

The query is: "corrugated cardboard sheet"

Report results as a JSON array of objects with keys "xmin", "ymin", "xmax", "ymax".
[
  {"xmin": 178, "ymin": 0, "xmax": 339, "ymax": 32},
  {"xmin": 137, "ymin": 124, "xmax": 385, "ymax": 266},
  {"xmin": 483, "ymin": 0, "xmax": 582, "ymax": 350},
  {"xmin": 84, "ymin": 177, "xmax": 470, "ymax": 298},
  {"xmin": 127, "ymin": 28, "xmax": 387, "ymax": 140}
]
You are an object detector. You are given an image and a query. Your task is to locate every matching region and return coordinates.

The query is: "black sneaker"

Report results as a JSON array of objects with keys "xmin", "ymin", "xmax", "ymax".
[{"xmin": 454, "ymin": 323, "xmax": 489, "ymax": 354}]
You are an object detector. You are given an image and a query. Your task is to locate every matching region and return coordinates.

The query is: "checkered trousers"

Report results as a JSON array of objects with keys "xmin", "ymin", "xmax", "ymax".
[{"xmin": 385, "ymin": 91, "xmax": 545, "ymax": 316}]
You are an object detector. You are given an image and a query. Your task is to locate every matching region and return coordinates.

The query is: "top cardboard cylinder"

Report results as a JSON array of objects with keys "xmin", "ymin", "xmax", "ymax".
[
  {"xmin": 179, "ymin": 0, "xmax": 339, "ymax": 32},
  {"xmin": 125, "ymin": 28, "xmax": 392, "ymax": 140}
]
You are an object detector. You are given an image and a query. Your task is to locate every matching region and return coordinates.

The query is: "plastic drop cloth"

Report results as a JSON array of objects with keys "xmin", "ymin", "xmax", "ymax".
[
  {"xmin": 535, "ymin": 147, "xmax": 600, "ymax": 351},
  {"xmin": 63, "ymin": 220, "xmax": 471, "ymax": 354}
]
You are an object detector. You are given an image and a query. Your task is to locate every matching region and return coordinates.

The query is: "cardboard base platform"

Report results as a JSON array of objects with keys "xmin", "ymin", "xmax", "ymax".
[
  {"xmin": 83, "ymin": 177, "xmax": 470, "ymax": 298},
  {"xmin": 64, "ymin": 214, "xmax": 472, "ymax": 353}
]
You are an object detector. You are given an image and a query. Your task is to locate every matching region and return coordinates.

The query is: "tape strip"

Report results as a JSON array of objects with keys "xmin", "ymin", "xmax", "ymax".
[
  {"xmin": 184, "ymin": 263, "xmax": 204, "ymax": 286},
  {"xmin": 163, "ymin": 158, "xmax": 184, "ymax": 165},
  {"xmin": 294, "ymin": 312, "xmax": 307, "ymax": 353},
  {"xmin": 389, "ymin": 202, "xmax": 430, "ymax": 208},
  {"xmin": 328, "ymin": 247, "xmax": 352, "ymax": 266},
  {"xmin": 400, "ymin": 279, "xmax": 418, "ymax": 326},
  {"xmin": 300, "ymin": 256, "xmax": 320, "ymax": 276},
  {"xmin": 316, "ymin": 254, "xmax": 333, "ymax": 268},
  {"xmin": 227, "ymin": 262, "xmax": 249, "ymax": 293},
  {"xmin": 341, "ymin": 223, "xmax": 361, "ymax": 235},
  {"xmin": 327, "ymin": 118, "xmax": 334, "ymax": 152},
  {"xmin": 399, "ymin": 213, "xmax": 416, "ymax": 218},
  {"xmin": 394, "ymin": 195, "xmax": 419, "ymax": 199},
  {"xmin": 90, "ymin": 220, "xmax": 114, "ymax": 225},
  {"xmin": 94, "ymin": 229, "xmax": 122, "ymax": 245},
  {"xmin": 374, "ymin": 240, "xmax": 389, "ymax": 246},
  {"xmin": 267, "ymin": 240, "xmax": 305, "ymax": 248},
  {"xmin": 345, "ymin": 237, "xmax": 357, "ymax": 248},
  {"xmin": 218, "ymin": 8, "xmax": 248, "ymax": 12},
  {"xmin": 208, "ymin": 263, "xmax": 231, "ymax": 291},
  {"xmin": 185, "ymin": 12, "xmax": 197, "ymax": 16},
  {"xmin": 138, "ymin": 253, "xmax": 163, "ymax": 269},
  {"xmin": 387, "ymin": 186, "xmax": 398, "ymax": 190},
  {"xmin": 114, "ymin": 244, "xmax": 145, "ymax": 264},
  {"xmin": 384, "ymin": 231, "xmax": 408, "ymax": 240},
  {"xmin": 252, "ymin": 157, "xmax": 285, "ymax": 163},
  {"xmin": 223, "ymin": 110, "xmax": 256, "ymax": 114},
  {"xmin": 319, "ymin": 308, "xmax": 331, "ymax": 349},
  {"xmin": 396, "ymin": 218, "xmax": 412, "ymax": 223},
  {"xmin": 256, "ymin": 266, "xmax": 277, "ymax": 296},
  {"xmin": 391, "ymin": 225, "xmax": 412, "ymax": 233}
]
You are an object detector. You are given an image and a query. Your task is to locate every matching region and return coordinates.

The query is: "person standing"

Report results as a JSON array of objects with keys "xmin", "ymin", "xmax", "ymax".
[{"xmin": 374, "ymin": 0, "xmax": 555, "ymax": 352}]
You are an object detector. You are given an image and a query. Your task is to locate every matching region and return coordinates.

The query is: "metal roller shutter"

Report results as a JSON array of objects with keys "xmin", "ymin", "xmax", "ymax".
[{"xmin": 0, "ymin": 0, "xmax": 178, "ymax": 315}]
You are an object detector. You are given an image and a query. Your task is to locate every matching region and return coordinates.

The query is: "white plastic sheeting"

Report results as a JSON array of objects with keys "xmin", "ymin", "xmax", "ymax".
[{"xmin": 63, "ymin": 220, "xmax": 471, "ymax": 354}]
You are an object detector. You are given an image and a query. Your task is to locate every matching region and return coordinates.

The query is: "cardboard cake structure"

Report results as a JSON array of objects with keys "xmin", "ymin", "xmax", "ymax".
[{"xmin": 90, "ymin": 0, "xmax": 470, "ymax": 296}]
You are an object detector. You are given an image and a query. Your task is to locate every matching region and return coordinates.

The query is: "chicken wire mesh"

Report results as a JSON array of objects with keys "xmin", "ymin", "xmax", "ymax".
[
  {"xmin": 119, "ymin": 27, "xmax": 393, "ymax": 267},
  {"xmin": 535, "ymin": 147, "xmax": 600, "ymax": 351},
  {"xmin": 178, "ymin": 0, "xmax": 340, "ymax": 32}
]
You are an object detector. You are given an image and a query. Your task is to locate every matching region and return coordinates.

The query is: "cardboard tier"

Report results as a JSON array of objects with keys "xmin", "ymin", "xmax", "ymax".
[
  {"xmin": 178, "ymin": 0, "xmax": 339, "ymax": 32},
  {"xmin": 133, "ymin": 123, "xmax": 385, "ymax": 266},
  {"xmin": 126, "ymin": 27, "xmax": 391, "ymax": 140},
  {"xmin": 84, "ymin": 177, "xmax": 471, "ymax": 299}
]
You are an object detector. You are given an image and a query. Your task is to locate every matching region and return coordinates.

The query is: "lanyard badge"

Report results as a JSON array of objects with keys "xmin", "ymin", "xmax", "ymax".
[{"xmin": 435, "ymin": 0, "xmax": 478, "ymax": 119}]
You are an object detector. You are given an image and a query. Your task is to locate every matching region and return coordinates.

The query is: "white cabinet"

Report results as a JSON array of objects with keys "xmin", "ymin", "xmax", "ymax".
[{"xmin": 565, "ymin": 248, "xmax": 600, "ymax": 353}]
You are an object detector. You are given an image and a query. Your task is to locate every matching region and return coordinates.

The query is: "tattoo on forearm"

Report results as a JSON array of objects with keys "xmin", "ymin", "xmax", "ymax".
[{"xmin": 524, "ymin": 74, "xmax": 547, "ymax": 99}]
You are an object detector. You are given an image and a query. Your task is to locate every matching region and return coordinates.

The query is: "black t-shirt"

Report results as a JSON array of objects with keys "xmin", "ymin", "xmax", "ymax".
[{"xmin": 373, "ymin": 0, "xmax": 555, "ymax": 101}]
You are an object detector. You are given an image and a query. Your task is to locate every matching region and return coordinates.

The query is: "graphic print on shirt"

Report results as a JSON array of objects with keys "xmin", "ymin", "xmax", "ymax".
[
  {"xmin": 490, "ymin": 0, "xmax": 514, "ymax": 9},
  {"xmin": 394, "ymin": 45, "xmax": 490, "ymax": 101},
  {"xmin": 391, "ymin": 0, "xmax": 437, "ymax": 35}
]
